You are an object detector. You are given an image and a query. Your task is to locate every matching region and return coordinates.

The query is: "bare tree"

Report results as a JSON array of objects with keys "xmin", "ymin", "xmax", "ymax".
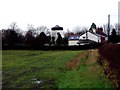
[
  {"xmin": 103, "ymin": 24, "xmax": 108, "ymax": 35},
  {"xmin": 66, "ymin": 29, "xmax": 71, "ymax": 33},
  {"xmin": 8, "ymin": 22, "xmax": 18, "ymax": 31},
  {"xmin": 36, "ymin": 26, "xmax": 50, "ymax": 36},
  {"xmin": 27, "ymin": 24, "xmax": 36, "ymax": 31},
  {"xmin": 103, "ymin": 24, "xmax": 114, "ymax": 35},
  {"xmin": 72, "ymin": 26, "xmax": 88, "ymax": 35},
  {"xmin": 72, "ymin": 26, "xmax": 81, "ymax": 34},
  {"xmin": 118, "ymin": 24, "xmax": 120, "ymax": 35},
  {"xmin": 27, "ymin": 24, "xmax": 36, "ymax": 36},
  {"xmin": 81, "ymin": 27, "xmax": 88, "ymax": 32},
  {"xmin": 114, "ymin": 23, "xmax": 120, "ymax": 35},
  {"xmin": 8, "ymin": 22, "xmax": 22, "ymax": 34}
]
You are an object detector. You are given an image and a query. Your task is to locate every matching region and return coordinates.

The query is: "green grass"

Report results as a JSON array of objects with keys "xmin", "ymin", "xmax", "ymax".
[
  {"xmin": 2, "ymin": 50, "xmax": 80, "ymax": 88},
  {"xmin": 58, "ymin": 52, "xmax": 114, "ymax": 88},
  {"xmin": 2, "ymin": 50, "xmax": 115, "ymax": 88}
]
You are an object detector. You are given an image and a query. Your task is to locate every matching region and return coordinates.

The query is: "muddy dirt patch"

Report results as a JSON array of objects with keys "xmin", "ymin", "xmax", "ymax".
[{"xmin": 66, "ymin": 52, "xmax": 86, "ymax": 70}]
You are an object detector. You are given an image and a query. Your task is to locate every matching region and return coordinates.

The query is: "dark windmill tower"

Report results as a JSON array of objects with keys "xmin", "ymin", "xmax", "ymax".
[{"xmin": 51, "ymin": 25, "xmax": 63, "ymax": 42}]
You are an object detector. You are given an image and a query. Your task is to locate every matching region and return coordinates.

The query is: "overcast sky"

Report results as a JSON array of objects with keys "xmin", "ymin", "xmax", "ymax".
[{"xmin": 0, "ymin": 0, "xmax": 119, "ymax": 31}]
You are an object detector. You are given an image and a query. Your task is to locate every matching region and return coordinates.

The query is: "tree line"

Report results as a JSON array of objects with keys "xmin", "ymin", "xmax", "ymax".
[
  {"xmin": 1, "ymin": 22, "xmax": 120, "ymax": 49},
  {"xmin": 2, "ymin": 22, "xmax": 68, "ymax": 49}
]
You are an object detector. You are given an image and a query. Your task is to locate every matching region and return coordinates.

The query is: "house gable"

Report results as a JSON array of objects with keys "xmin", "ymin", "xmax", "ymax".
[{"xmin": 79, "ymin": 31, "xmax": 99, "ymax": 43}]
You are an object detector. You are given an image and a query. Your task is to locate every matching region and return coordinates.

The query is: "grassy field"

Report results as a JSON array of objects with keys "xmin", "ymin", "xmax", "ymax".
[{"xmin": 2, "ymin": 50, "xmax": 115, "ymax": 88}]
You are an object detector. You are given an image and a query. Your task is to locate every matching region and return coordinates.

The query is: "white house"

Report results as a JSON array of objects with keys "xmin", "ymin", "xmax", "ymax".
[
  {"xmin": 68, "ymin": 35, "xmax": 80, "ymax": 46},
  {"xmin": 79, "ymin": 31, "xmax": 100, "ymax": 44},
  {"xmin": 68, "ymin": 32, "xmax": 100, "ymax": 46},
  {"xmin": 68, "ymin": 28, "xmax": 108, "ymax": 46}
]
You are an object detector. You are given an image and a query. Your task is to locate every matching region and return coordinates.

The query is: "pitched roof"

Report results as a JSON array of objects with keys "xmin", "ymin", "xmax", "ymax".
[
  {"xmin": 68, "ymin": 35, "xmax": 80, "ymax": 40},
  {"xmin": 79, "ymin": 31, "xmax": 99, "ymax": 37},
  {"xmin": 80, "ymin": 31, "xmax": 107, "ymax": 37},
  {"xmin": 51, "ymin": 25, "xmax": 63, "ymax": 30},
  {"xmin": 96, "ymin": 31, "xmax": 107, "ymax": 37}
]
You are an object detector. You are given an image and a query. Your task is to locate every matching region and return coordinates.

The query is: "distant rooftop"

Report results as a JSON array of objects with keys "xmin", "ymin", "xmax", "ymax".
[
  {"xmin": 68, "ymin": 35, "xmax": 80, "ymax": 40},
  {"xmin": 51, "ymin": 25, "xmax": 63, "ymax": 30}
]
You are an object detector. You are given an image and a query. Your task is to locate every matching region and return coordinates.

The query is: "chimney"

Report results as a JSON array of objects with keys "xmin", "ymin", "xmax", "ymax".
[{"xmin": 108, "ymin": 14, "xmax": 110, "ymax": 37}]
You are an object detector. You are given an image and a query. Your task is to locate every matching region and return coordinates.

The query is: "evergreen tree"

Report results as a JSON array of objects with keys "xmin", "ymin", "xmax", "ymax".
[
  {"xmin": 109, "ymin": 29, "xmax": 118, "ymax": 43},
  {"xmin": 25, "ymin": 30, "xmax": 35, "ymax": 47},
  {"xmin": 35, "ymin": 32, "xmax": 47, "ymax": 46},
  {"xmin": 56, "ymin": 32, "xmax": 63, "ymax": 45}
]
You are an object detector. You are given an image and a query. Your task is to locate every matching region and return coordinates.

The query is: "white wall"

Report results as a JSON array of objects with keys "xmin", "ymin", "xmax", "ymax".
[
  {"xmin": 79, "ymin": 33, "xmax": 87, "ymax": 40},
  {"xmin": 68, "ymin": 40, "xmax": 79, "ymax": 46},
  {"xmin": 79, "ymin": 32, "xmax": 99, "ymax": 42},
  {"xmin": 88, "ymin": 32, "xmax": 99, "ymax": 42},
  {"xmin": 105, "ymin": 36, "xmax": 108, "ymax": 41}
]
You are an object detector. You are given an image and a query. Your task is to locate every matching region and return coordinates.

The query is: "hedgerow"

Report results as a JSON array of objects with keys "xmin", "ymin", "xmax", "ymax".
[{"xmin": 98, "ymin": 43, "xmax": 120, "ymax": 88}]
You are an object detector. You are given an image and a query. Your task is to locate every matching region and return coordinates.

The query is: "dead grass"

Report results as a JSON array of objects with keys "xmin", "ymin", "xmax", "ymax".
[
  {"xmin": 66, "ymin": 51, "xmax": 86, "ymax": 70},
  {"xmin": 64, "ymin": 49, "xmax": 114, "ymax": 88},
  {"xmin": 66, "ymin": 49, "xmax": 104, "ymax": 78},
  {"xmin": 66, "ymin": 49, "xmax": 99, "ymax": 71}
]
